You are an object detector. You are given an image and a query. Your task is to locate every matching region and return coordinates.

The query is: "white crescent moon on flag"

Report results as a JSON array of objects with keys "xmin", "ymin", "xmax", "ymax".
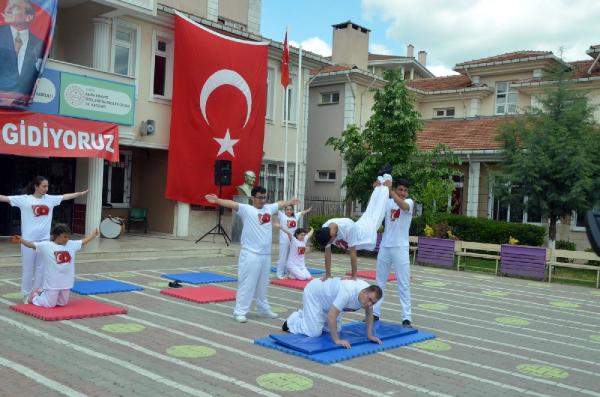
[{"xmin": 199, "ymin": 69, "xmax": 252, "ymax": 128}]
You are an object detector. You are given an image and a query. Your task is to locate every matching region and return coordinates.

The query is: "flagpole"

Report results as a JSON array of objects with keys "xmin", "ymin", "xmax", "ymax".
[
  {"xmin": 283, "ymin": 29, "xmax": 289, "ymax": 201},
  {"xmin": 294, "ymin": 45, "xmax": 302, "ymax": 201}
]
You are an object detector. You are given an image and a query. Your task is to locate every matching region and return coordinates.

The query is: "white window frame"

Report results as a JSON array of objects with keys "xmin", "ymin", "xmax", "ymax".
[
  {"xmin": 433, "ymin": 107, "xmax": 455, "ymax": 118},
  {"xmin": 315, "ymin": 170, "xmax": 336, "ymax": 182},
  {"xmin": 104, "ymin": 150, "xmax": 132, "ymax": 208},
  {"xmin": 266, "ymin": 67, "xmax": 275, "ymax": 121},
  {"xmin": 111, "ymin": 19, "xmax": 140, "ymax": 79},
  {"xmin": 281, "ymin": 73, "xmax": 297, "ymax": 124},
  {"xmin": 320, "ymin": 91, "xmax": 340, "ymax": 105},
  {"xmin": 150, "ymin": 29, "xmax": 174, "ymax": 101},
  {"xmin": 495, "ymin": 82, "xmax": 518, "ymax": 115},
  {"xmin": 260, "ymin": 160, "xmax": 295, "ymax": 201}
]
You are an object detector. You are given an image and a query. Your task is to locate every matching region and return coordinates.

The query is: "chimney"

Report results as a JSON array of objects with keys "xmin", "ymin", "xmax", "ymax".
[
  {"xmin": 407, "ymin": 44, "xmax": 414, "ymax": 58},
  {"xmin": 331, "ymin": 21, "xmax": 370, "ymax": 70},
  {"xmin": 418, "ymin": 50, "xmax": 427, "ymax": 66}
]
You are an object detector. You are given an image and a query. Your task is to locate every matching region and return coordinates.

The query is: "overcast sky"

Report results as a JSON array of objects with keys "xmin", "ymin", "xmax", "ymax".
[{"xmin": 261, "ymin": 0, "xmax": 599, "ymax": 77}]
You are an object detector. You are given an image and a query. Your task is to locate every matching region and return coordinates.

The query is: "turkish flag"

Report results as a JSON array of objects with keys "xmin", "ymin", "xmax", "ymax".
[
  {"xmin": 54, "ymin": 251, "xmax": 71, "ymax": 265},
  {"xmin": 31, "ymin": 205, "xmax": 49, "ymax": 217},
  {"xmin": 281, "ymin": 31, "xmax": 289, "ymax": 87},
  {"xmin": 166, "ymin": 13, "xmax": 268, "ymax": 205}
]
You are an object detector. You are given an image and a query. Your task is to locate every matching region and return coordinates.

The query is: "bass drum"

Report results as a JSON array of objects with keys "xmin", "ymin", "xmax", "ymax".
[{"xmin": 100, "ymin": 216, "xmax": 124, "ymax": 239}]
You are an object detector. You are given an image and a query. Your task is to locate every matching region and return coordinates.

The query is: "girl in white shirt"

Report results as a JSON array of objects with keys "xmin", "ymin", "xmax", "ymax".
[
  {"xmin": 280, "ymin": 227, "xmax": 314, "ymax": 280},
  {"xmin": 18, "ymin": 223, "xmax": 99, "ymax": 307},
  {"xmin": 275, "ymin": 205, "xmax": 311, "ymax": 279},
  {"xmin": 0, "ymin": 176, "xmax": 88, "ymax": 302}
]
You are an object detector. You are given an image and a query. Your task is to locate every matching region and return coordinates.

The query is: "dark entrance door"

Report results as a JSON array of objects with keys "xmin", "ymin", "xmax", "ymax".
[{"xmin": 0, "ymin": 155, "xmax": 76, "ymax": 235}]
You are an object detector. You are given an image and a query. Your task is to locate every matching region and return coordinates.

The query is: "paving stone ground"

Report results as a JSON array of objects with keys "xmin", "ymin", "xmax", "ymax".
[{"xmin": 1, "ymin": 250, "xmax": 599, "ymax": 397}]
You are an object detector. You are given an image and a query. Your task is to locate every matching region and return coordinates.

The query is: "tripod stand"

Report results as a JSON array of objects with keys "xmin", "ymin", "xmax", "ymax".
[{"xmin": 196, "ymin": 184, "xmax": 231, "ymax": 246}]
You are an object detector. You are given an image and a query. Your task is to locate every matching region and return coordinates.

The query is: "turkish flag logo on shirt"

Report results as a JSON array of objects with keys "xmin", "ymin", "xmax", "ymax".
[
  {"xmin": 335, "ymin": 240, "xmax": 349, "ymax": 250},
  {"xmin": 258, "ymin": 213, "xmax": 271, "ymax": 225},
  {"xmin": 54, "ymin": 251, "xmax": 71, "ymax": 265},
  {"xmin": 297, "ymin": 246, "xmax": 305, "ymax": 255},
  {"xmin": 391, "ymin": 209, "xmax": 401, "ymax": 221},
  {"xmin": 32, "ymin": 205, "xmax": 49, "ymax": 217},
  {"xmin": 287, "ymin": 219, "xmax": 297, "ymax": 228},
  {"xmin": 166, "ymin": 13, "xmax": 268, "ymax": 205}
]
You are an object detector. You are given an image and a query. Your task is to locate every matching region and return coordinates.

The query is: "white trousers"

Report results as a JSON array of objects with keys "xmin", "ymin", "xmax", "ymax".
[
  {"xmin": 287, "ymin": 279, "xmax": 342, "ymax": 337},
  {"xmin": 288, "ymin": 266, "xmax": 312, "ymax": 280},
  {"xmin": 21, "ymin": 244, "xmax": 45, "ymax": 296},
  {"xmin": 276, "ymin": 236, "xmax": 291, "ymax": 278},
  {"xmin": 374, "ymin": 246, "xmax": 411, "ymax": 321},
  {"xmin": 234, "ymin": 249, "xmax": 272, "ymax": 316},
  {"xmin": 353, "ymin": 185, "xmax": 389, "ymax": 250},
  {"xmin": 32, "ymin": 289, "xmax": 70, "ymax": 308}
]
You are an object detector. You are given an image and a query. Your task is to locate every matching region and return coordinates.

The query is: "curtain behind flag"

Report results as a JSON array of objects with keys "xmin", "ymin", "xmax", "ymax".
[
  {"xmin": 166, "ymin": 13, "xmax": 268, "ymax": 205},
  {"xmin": 0, "ymin": 0, "xmax": 57, "ymax": 108}
]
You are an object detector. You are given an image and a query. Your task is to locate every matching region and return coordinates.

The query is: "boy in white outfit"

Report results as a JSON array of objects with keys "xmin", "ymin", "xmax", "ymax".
[
  {"xmin": 18, "ymin": 224, "xmax": 99, "ymax": 307},
  {"xmin": 205, "ymin": 187, "xmax": 299, "ymax": 323},
  {"xmin": 278, "ymin": 227, "xmax": 314, "ymax": 280},
  {"xmin": 315, "ymin": 174, "xmax": 392, "ymax": 279},
  {"xmin": 283, "ymin": 278, "xmax": 383, "ymax": 348},
  {"xmin": 373, "ymin": 179, "xmax": 414, "ymax": 328},
  {"xmin": 276, "ymin": 205, "xmax": 311, "ymax": 279}
]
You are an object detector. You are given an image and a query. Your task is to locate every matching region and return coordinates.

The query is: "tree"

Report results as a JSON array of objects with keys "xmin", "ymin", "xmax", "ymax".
[
  {"xmin": 327, "ymin": 69, "xmax": 461, "ymax": 220},
  {"xmin": 497, "ymin": 67, "xmax": 600, "ymax": 247}
]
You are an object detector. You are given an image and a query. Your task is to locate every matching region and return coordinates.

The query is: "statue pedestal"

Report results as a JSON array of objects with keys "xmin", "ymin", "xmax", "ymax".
[{"xmin": 231, "ymin": 195, "xmax": 250, "ymax": 243}]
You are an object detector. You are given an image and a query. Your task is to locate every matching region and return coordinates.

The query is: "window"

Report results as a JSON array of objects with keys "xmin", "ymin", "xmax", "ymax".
[
  {"xmin": 102, "ymin": 151, "xmax": 132, "ymax": 208},
  {"xmin": 320, "ymin": 91, "xmax": 339, "ymax": 105},
  {"xmin": 282, "ymin": 74, "xmax": 296, "ymax": 123},
  {"xmin": 572, "ymin": 207, "xmax": 599, "ymax": 230},
  {"xmin": 112, "ymin": 22, "xmax": 137, "ymax": 77},
  {"xmin": 315, "ymin": 170, "xmax": 336, "ymax": 182},
  {"xmin": 266, "ymin": 67, "xmax": 275, "ymax": 120},
  {"xmin": 489, "ymin": 183, "xmax": 542, "ymax": 223},
  {"xmin": 152, "ymin": 31, "xmax": 173, "ymax": 99},
  {"xmin": 434, "ymin": 107, "xmax": 455, "ymax": 118},
  {"xmin": 495, "ymin": 82, "xmax": 518, "ymax": 114},
  {"xmin": 259, "ymin": 161, "xmax": 295, "ymax": 201}
]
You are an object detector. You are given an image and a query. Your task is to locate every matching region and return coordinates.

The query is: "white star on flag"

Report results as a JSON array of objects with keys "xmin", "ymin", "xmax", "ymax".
[{"xmin": 213, "ymin": 129, "xmax": 240, "ymax": 157}]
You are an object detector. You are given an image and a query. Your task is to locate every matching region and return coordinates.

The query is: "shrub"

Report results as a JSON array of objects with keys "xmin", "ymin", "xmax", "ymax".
[
  {"xmin": 555, "ymin": 240, "xmax": 576, "ymax": 263},
  {"xmin": 585, "ymin": 248, "xmax": 600, "ymax": 266}
]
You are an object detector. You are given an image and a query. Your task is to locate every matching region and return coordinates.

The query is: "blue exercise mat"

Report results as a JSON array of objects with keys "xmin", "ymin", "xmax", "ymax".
[
  {"xmin": 161, "ymin": 272, "xmax": 237, "ymax": 284},
  {"xmin": 270, "ymin": 266, "xmax": 325, "ymax": 275},
  {"xmin": 71, "ymin": 280, "xmax": 143, "ymax": 295},
  {"xmin": 255, "ymin": 322, "xmax": 436, "ymax": 364},
  {"xmin": 269, "ymin": 321, "xmax": 417, "ymax": 354}
]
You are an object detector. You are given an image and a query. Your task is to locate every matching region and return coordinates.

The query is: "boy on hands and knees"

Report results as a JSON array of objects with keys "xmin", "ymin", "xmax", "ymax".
[
  {"xmin": 205, "ymin": 187, "xmax": 299, "ymax": 323},
  {"xmin": 283, "ymin": 278, "xmax": 383, "ymax": 348},
  {"xmin": 314, "ymin": 172, "xmax": 393, "ymax": 279},
  {"xmin": 374, "ymin": 179, "xmax": 414, "ymax": 328}
]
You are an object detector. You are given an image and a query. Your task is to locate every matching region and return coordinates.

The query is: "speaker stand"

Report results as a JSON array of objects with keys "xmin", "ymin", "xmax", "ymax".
[{"xmin": 195, "ymin": 185, "xmax": 232, "ymax": 246}]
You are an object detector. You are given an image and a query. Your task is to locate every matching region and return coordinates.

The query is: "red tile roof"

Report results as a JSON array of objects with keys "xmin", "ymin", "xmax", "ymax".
[
  {"xmin": 568, "ymin": 60, "xmax": 600, "ymax": 78},
  {"xmin": 407, "ymin": 75, "xmax": 473, "ymax": 91},
  {"xmin": 309, "ymin": 64, "xmax": 353, "ymax": 75},
  {"xmin": 456, "ymin": 51, "xmax": 552, "ymax": 67},
  {"xmin": 368, "ymin": 53, "xmax": 411, "ymax": 61},
  {"xmin": 417, "ymin": 118, "xmax": 511, "ymax": 151}
]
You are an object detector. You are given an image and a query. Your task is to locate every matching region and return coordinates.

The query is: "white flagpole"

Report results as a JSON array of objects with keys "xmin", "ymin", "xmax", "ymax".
[
  {"xmin": 294, "ymin": 45, "xmax": 302, "ymax": 201},
  {"xmin": 283, "ymin": 32, "xmax": 289, "ymax": 201}
]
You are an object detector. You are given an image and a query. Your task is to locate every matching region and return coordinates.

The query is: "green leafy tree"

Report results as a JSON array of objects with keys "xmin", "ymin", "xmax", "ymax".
[
  {"xmin": 497, "ymin": 67, "xmax": 599, "ymax": 247},
  {"xmin": 327, "ymin": 69, "xmax": 461, "ymax": 220}
]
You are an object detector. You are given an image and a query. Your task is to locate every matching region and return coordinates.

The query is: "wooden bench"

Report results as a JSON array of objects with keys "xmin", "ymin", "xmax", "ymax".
[
  {"xmin": 415, "ymin": 237, "xmax": 455, "ymax": 268},
  {"xmin": 455, "ymin": 241, "xmax": 501, "ymax": 273},
  {"xmin": 500, "ymin": 244, "xmax": 547, "ymax": 280},
  {"xmin": 373, "ymin": 234, "xmax": 417, "ymax": 264},
  {"xmin": 548, "ymin": 249, "xmax": 600, "ymax": 288}
]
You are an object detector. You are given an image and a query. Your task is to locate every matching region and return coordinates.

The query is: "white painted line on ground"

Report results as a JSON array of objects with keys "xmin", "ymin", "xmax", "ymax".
[{"xmin": 0, "ymin": 355, "xmax": 87, "ymax": 397}]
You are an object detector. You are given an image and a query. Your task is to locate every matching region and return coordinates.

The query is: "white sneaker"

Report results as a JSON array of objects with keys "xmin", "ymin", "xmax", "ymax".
[
  {"xmin": 23, "ymin": 294, "xmax": 29, "ymax": 304},
  {"xmin": 233, "ymin": 315, "xmax": 247, "ymax": 323},
  {"xmin": 258, "ymin": 311, "xmax": 278, "ymax": 319}
]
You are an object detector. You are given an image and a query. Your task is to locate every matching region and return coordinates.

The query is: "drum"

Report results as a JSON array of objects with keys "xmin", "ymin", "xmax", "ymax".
[{"xmin": 100, "ymin": 216, "xmax": 124, "ymax": 239}]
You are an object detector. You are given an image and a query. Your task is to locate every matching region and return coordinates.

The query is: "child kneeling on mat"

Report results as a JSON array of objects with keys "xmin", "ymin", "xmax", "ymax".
[
  {"xmin": 279, "ymin": 227, "xmax": 314, "ymax": 280},
  {"xmin": 17, "ymin": 224, "xmax": 99, "ymax": 307}
]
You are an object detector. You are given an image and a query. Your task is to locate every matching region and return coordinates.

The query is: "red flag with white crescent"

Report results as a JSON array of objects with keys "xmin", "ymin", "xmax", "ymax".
[
  {"xmin": 281, "ymin": 31, "xmax": 289, "ymax": 88},
  {"xmin": 166, "ymin": 13, "xmax": 268, "ymax": 205}
]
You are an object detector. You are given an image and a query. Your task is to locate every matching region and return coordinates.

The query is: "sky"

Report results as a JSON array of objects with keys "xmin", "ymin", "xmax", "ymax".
[{"xmin": 260, "ymin": 0, "xmax": 599, "ymax": 77}]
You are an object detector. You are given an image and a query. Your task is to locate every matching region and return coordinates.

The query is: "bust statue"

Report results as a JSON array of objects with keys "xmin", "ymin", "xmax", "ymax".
[{"xmin": 236, "ymin": 170, "xmax": 256, "ymax": 197}]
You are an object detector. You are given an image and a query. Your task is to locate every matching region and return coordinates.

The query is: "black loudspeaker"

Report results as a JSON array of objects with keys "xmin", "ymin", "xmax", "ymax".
[{"xmin": 214, "ymin": 160, "xmax": 232, "ymax": 186}]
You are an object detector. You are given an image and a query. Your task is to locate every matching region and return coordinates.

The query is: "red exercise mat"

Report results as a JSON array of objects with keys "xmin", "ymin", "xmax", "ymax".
[
  {"xmin": 160, "ymin": 285, "xmax": 236, "ymax": 303},
  {"xmin": 346, "ymin": 270, "xmax": 396, "ymax": 281},
  {"xmin": 9, "ymin": 298, "xmax": 127, "ymax": 321},
  {"xmin": 271, "ymin": 279, "xmax": 311, "ymax": 290}
]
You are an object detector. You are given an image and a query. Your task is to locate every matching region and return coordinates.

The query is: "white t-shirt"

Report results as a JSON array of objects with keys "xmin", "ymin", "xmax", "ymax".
[
  {"xmin": 34, "ymin": 240, "xmax": 82, "ymax": 290},
  {"xmin": 310, "ymin": 278, "xmax": 369, "ymax": 313},
  {"xmin": 236, "ymin": 203, "xmax": 279, "ymax": 255},
  {"xmin": 380, "ymin": 198, "xmax": 414, "ymax": 247},
  {"xmin": 9, "ymin": 194, "xmax": 63, "ymax": 240},
  {"xmin": 278, "ymin": 211, "xmax": 301, "ymax": 240},
  {"xmin": 322, "ymin": 218, "xmax": 357, "ymax": 250},
  {"xmin": 287, "ymin": 235, "xmax": 307, "ymax": 269}
]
